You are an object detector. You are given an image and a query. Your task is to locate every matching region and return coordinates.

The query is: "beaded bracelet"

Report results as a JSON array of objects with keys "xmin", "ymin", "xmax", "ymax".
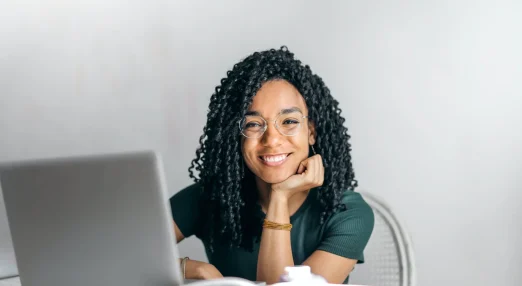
[{"xmin": 263, "ymin": 219, "xmax": 292, "ymax": 231}]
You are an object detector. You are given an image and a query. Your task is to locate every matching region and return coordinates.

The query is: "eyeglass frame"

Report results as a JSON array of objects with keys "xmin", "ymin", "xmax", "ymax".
[{"xmin": 237, "ymin": 110, "xmax": 310, "ymax": 139}]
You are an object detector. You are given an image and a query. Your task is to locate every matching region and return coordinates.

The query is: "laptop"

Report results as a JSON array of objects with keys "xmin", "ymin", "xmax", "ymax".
[
  {"xmin": 0, "ymin": 188, "xmax": 18, "ymax": 281},
  {"xmin": 0, "ymin": 151, "xmax": 201, "ymax": 286}
]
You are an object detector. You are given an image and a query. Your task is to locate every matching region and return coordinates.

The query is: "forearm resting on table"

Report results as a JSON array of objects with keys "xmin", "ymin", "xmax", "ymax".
[
  {"xmin": 182, "ymin": 258, "xmax": 223, "ymax": 280},
  {"xmin": 257, "ymin": 195, "xmax": 294, "ymax": 284},
  {"xmin": 174, "ymin": 222, "xmax": 222, "ymax": 280}
]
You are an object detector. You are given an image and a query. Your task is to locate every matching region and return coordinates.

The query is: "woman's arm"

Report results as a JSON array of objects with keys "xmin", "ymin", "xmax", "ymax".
[
  {"xmin": 174, "ymin": 221, "xmax": 223, "ymax": 279},
  {"xmin": 255, "ymin": 196, "xmax": 362, "ymax": 284},
  {"xmin": 170, "ymin": 185, "xmax": 222, "ymax": 279},
  {"xmin": 256, "ymin": 192, "xmax": 293, "ymax": 284},
  {"xmin": 256, "ymin": 154, "xmax": 365, "ymax": 284},
  {"xmin": 256, "ymin": 155, "xmax": 324, "ymax": 284},
  {"xmin": 303, "ymin": 251, "xmax": 357, "ymax": 284}
]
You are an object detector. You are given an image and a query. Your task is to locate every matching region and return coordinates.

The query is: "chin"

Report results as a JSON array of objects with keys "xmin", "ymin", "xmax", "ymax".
[{"xmin": 258, "ymin": 172, "xmax": 293, "ymax": 184}]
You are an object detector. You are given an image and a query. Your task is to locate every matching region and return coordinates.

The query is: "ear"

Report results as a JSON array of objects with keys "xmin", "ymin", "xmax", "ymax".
[{"xmin": 308, "ymin": 120, "xmax": 316, "ymax": 145}]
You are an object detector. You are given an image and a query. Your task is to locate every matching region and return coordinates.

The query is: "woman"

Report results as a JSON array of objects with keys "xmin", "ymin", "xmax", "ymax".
[{"xmin": 170, "ymin": 47, "xmax": 374, "ymax": 284}]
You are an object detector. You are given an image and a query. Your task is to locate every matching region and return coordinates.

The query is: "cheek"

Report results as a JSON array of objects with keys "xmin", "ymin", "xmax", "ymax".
[
  {"xmin": 241, "ymin": 141, "xmax": 258, "ymax": 164},
  {"xmin": 290, "ymin": 136, "xmax": 311, "ymax": 156}
]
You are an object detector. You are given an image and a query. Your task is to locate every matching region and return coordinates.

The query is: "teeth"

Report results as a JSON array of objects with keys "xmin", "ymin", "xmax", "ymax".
[{"xmin": 262, "ymin": 154, "xmax": 287, "ymax": 162}]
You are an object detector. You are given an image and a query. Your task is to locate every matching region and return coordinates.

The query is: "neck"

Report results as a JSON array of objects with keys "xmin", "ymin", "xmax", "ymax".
[{"xmin": 255, "ymin": 177, "xmax": 310, "ymax": 216}]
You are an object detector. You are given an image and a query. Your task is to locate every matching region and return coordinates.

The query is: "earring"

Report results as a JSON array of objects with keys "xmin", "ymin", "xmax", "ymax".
[{"xmin": 311, "ymin": 145, "xmax": 316, "ymax": 155}]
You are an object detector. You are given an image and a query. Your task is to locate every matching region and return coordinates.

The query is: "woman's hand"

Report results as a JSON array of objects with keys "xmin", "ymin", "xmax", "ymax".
[
  {"xmin": 270, "ymin": 154, "xmax": 324, "ymax": 200},
  {"xmin": 185, "ymin": 259, "xmax": 223, "ymax": 280}
]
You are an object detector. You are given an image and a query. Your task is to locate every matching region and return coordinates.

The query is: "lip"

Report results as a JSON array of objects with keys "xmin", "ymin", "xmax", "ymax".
[{"xmin": 258, "ymin": 153, "xmax": 291, "ymax": 167}]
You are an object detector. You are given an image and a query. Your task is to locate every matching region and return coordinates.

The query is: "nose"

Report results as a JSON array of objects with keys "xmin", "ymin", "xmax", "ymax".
[{"xmin": 261, "ymin": 121, "xmax": 283, "ymax": 148}]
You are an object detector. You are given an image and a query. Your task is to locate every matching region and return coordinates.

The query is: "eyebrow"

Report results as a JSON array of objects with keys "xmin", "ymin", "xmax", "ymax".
[{"xmin": 245, "ymin": 107, "xmax": 303, "ymax": 117}]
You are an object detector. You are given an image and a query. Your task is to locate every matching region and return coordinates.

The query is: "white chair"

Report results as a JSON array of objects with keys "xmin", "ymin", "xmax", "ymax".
[{"xmin": 349, "ymin": 192, "xmax": 416, "ymax": 286}]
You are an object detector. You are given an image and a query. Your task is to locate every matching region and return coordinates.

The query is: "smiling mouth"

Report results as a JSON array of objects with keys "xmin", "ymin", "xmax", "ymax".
[{"xmin": 258, "ymin": 153, "xmax": 291, "ymax": 166}]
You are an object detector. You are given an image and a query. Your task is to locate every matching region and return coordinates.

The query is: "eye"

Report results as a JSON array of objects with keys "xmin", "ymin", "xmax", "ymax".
[
  {"xmin": 245, "ymin": 122, "xmax": 262, "ymax": 128},
  {"xmin": 282, "ymin": 119, "xmax": 299, "ymax": 125}
]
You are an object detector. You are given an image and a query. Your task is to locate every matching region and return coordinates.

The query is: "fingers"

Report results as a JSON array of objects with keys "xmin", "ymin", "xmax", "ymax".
[
  {"xmin": 298, "ymin": 155, "xmax": 324, "ymax": 187},
  {"xmin": 297, "ymin": 160, "xmax": 306, "ymax": 174},
  {"xmin": 272, "ymin": 155, "xmax": 325, "ymax": 195},
  {"xmin": 316, "ymin": 154, "xmax": 324, "ymax": 185},
  {"xmin": 313, "ymin": 154, "xmax": 324, "ymax": 186}
]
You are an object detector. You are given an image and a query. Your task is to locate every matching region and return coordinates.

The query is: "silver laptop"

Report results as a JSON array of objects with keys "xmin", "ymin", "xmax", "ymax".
[{"xmin": 0, "ymin": 151, "xmax": 183, "ymax": 286}]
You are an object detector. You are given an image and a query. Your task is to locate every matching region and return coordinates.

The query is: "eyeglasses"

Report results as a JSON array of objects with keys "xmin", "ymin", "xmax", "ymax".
[{"xmin": 238, "ymin": 110, "xmax": 309, "ymax": 139}]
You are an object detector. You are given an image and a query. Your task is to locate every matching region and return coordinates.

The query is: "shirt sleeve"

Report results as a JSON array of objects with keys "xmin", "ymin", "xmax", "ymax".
[
  {"xmin": 316, "ymin": 191, "xmax": 374, "ymax": 263},
  {"xmin": 169, "ymin": 183, "xmax": 203, "ymax": 238}
]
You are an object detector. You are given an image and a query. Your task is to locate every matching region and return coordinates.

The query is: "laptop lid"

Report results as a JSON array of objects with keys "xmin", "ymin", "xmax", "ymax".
[
  {"xmin": 0, "ymin": 151, "xmax": 183, "ymax": 286},
  {"xmin": 0, "ymin": 189, "xmax": 18, "ymax": 279}
]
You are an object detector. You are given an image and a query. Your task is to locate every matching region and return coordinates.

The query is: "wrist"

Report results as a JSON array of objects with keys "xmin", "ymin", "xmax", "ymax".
[
  {"xmin": 180, "ymin": 257, "xmax": 189, "ymax": 279},
  {"xmin": 270, "ymin": 187, "xmax": 290, "ymax": 202},
  {"xmin": 185, "ymin": 259, "xmax": 205, "ymax": 279},
  {"xmin": 266, "ymin": 192, "xmax": 290, "ymax": 223}
]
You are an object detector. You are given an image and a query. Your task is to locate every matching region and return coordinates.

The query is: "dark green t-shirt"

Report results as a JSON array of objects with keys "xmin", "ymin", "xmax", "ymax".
[{"xmin": 169, "ymin": 184, "xmax": 374, "ymax": 283}]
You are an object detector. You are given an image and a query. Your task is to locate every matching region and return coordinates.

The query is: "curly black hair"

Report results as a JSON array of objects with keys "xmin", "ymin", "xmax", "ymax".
[{"xmin": 188, "ymin": 46, "xmax": 357, "ymax": 251}]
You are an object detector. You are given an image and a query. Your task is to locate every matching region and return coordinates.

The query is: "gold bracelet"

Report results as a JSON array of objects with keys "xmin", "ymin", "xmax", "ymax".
[
  {"xmin": 263, "ymin": 219, "xmax": 292, "ymax": 231},
  {"xmin": 180, "ymin": 257, "xmax": 189, "ymax": 279}
]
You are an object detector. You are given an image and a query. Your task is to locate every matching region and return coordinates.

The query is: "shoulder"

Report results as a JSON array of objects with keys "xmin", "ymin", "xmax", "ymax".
[
  {"xmin": 170, "ymin": 183, "xmax": 203, "ymax": 201},
  {"xmin": 316, "ymin": 190, "xmax": 374, "ymax": 262},
  {"xmin": 325, "ymin": 190, "xmax": 375, "ymax": 236},
  {"xmin": 169, "ymin": 183, "xmax": 204, "ymax": 237},
  {"xmin": 169, "ymin": 183, "xmax": 204, "ymax": 218},
  {"xmin": 341, "ymin": 190, "xmax": 374, "ymax": 216}
]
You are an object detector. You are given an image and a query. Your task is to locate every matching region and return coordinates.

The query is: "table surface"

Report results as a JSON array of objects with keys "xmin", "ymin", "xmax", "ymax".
[{"xmin": 0, "ymin": 276, "xmax": 367, "ymax": 286}]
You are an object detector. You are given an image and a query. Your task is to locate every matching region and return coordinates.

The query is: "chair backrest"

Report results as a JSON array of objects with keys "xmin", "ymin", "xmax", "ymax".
[{"xmin": 349, "ymin": 192, "xmax": 416, "ymax": 286}]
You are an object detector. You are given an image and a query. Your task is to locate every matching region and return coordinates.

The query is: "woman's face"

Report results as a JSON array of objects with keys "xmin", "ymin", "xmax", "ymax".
[{"xmin": 241, "ymin": 80, "xmax": 315, "ymax": 184}]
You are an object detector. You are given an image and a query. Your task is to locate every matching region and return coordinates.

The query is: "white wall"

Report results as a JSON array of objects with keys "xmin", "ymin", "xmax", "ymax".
[
  {"xmin": 1, "ymin": 1, "xmax": 521, "ymax": 285},
  {"xmin": 0, "ymin": 0, "xmax": 175, "ymax": 278}
]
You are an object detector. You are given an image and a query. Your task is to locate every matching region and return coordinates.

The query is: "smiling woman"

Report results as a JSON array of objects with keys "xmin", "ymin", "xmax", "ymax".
[
  {"xmin": 241, "ymin": 81, "xmax": 315, "ymax": 184},
  {"xmin": 169, "ymin": 47, "xmax": 374, "ymax": 284}
]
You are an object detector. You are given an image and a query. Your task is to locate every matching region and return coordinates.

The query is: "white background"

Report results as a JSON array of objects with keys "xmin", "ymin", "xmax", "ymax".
[{"xmin": 1, "ymin": 1, "xmax": 521, "ymax": 285}]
